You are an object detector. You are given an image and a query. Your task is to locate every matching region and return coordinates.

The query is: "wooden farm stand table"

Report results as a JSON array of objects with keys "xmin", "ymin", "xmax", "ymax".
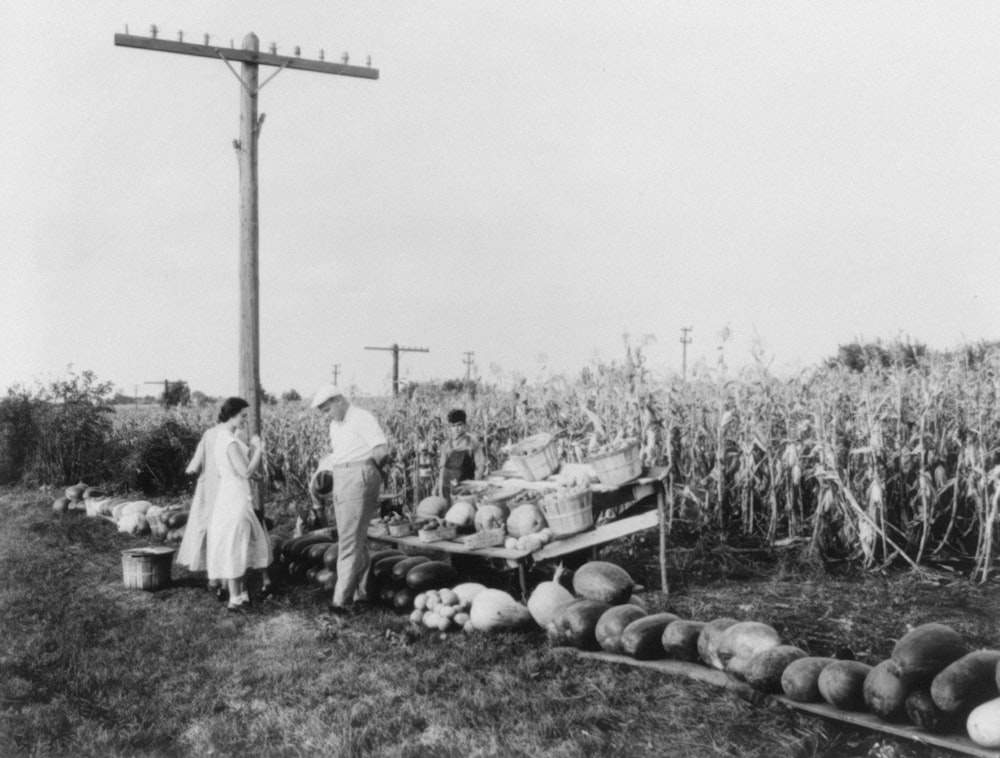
[{"xmin": 368, "ymin": 468, "xmax": 670, "ymax": 598}]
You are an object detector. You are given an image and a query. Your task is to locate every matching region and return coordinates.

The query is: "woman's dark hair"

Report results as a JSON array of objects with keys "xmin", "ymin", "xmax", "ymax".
[
  {"xmin": 219, "ymin": 397, "xmax": 249, "ymax": 423},
  {"xmin": 447, "ymin": 409, "xmax": 467, "ymax": 424}
]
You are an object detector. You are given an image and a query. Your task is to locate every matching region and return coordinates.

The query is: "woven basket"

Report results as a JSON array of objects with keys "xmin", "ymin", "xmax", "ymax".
[
  {"xmin": 540, "ymin": 488, "xmax": 594, "ymax": 537},
  {"xmin": 459, "ymin": 526, "xmax": 506, "ymax": 550},
  {"xmin": 508, "ymin": 433, "xmax": 559, "ymax": 481},
  {"xmin": 121, "ymin": 547, "xmax": 175, "ymax": 591},
  {"xmin": 368, "ymin": 520, "xmax": 389, "ymax": 537},
  {"xmin": 589, "ymin": 441, "xmax": 642, "ymax": 486},
  {"xmin": 388, "ymin": 521, "xmax": 417, "ymax": 538}
]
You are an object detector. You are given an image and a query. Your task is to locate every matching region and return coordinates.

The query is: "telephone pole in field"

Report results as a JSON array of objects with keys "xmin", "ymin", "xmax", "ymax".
[
  {"xmin": 680, "ymin": 327, "xmax": 692, "ymax": 381},
  {"xmin": 332, "ymin": 364, "xmax": 340, "ymax": 386},
  {"xmin": 463, "ymin": 351, "xmax": 475, "ymax": 385},
  {"xmin": 116, "ymin": 26, "xmax": 378, "ymax": 511},
  {"xmin": 365, "ymin": 344, "xmax": 429, "ymax": 397}
]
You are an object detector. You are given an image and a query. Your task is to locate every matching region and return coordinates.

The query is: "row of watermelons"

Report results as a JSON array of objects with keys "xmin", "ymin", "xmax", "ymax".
[
  {"xmin": 274, "ymin": 532, "xmax": 339, "ymax": 590},
  {"xmin": 525, "ymin": 564, "xmax": 1000, "ymax": 751}
]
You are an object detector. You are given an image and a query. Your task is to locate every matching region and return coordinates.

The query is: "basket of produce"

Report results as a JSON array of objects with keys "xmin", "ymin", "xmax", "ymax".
[
  {"xmin": 121, "ymin": 546, "xmax": 176, "ymax": 591},
  {"xmin": 588, "ymin": 439, "xmax": 642, "ymax": 486},
  {"xmin": 538, "ymin": 486, "xmax": 594, "ymax": 537},
  {"xmin": 368, "ymin": 519, "xmax": 389, "ymax": 536},
  {"xmin": 508, "ymin": 433, "xmax": 559, "ymax": 481},
  {"xmin": 388, "ymin": 519, "xmax": 420, "ymax": 538},
  {"xmin": 459, "ymin": 526, "xmax": 506, "ymax": 550},
  {"xmin": 417, "ymin": 521, "xmax": 458, "ymax": 543}
]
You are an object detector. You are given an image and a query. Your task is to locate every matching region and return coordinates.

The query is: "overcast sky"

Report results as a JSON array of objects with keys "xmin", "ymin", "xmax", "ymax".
[{"xmin": 3, "ymin": 2, "xmax": 999, "ymax": 399}]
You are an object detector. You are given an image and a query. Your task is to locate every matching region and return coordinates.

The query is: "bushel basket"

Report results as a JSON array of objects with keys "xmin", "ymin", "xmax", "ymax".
[
  {"xmin": 539, "ymin": 487, "xmax": 594, "ymax": 538},
  {"xmin": 508, "ymin": 433, "xmax": 559, "ymax": 481},
  {"xmin": 588, "ymin": 440, "xmax": 642, "ymax": 486},
  {"xmin": 121, "ymin": 546, "xmax": 176, "ymax": 591}
]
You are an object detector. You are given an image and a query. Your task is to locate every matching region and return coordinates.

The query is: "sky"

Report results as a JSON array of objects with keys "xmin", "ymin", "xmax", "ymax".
[{"xmin": 3, "ymin": 2, "xmax": 1000, "ymax": 399}]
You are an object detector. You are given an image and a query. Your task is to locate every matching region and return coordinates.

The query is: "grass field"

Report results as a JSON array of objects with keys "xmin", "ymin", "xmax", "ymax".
[{"xmin": 2, "ymin": 486, "xmax": 999, "ymax": 757}]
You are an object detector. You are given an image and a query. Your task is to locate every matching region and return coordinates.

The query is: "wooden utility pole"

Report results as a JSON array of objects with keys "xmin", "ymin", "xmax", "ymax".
[
  {"xmin": 332, "ymin": 364, "xmax": 340, "ymax": 386},
  {"xmin": 680, "ymin": 327, "xmax": 692, "ymax": 381},
  {"xmin": 463, "ymin": 351, "xmax": 475, "ymax": 385},
  {"xmin": 365, "ymin": 344, "xmax": 429, "ymax": 397},
  {"xmin": 116, "ymin": 27, "xmax": 378, "ymax": 512}
]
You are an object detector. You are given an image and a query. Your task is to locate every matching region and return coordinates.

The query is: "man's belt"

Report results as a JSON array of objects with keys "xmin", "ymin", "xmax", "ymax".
[{"xmin": 332, "ymin": 459, "xmax": 374, "ymax": 469}]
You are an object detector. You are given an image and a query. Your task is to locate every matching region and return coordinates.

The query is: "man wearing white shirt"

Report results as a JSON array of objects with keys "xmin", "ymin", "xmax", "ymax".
[{"xmin": 310, "ymin": 384, "xmax": 390, "ymax": 613}]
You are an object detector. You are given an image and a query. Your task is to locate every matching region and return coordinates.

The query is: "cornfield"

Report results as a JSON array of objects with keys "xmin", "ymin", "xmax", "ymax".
[{"xmin": 112, "ymin": 347, "xmax": 1000, "ymax": 580}]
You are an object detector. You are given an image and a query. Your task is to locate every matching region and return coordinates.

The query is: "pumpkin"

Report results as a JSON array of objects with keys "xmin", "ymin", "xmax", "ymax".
[
  {"xmin": 506, "ymin": 504, "xmax": 546, "ymax": 538},
  {"xmin": 661, "ymin": 620, "xmax": 706, "ymax": 662},
  {"xmin": 888, "ymin": 623, "xmax": 969, "ymax": 686},
  {"xmin": 444, "ymin": 501, "xmax": 477, "ymax": 531},
  {"xmin": 572, "ymin": 561, "xmax": 634, "ymax": 605},
  {"xmin": 527, "ymin": 564, "xmax": 576, "ymax": 631},
  {"xmin": 697, "ymin": 617, "xmax": 739, "ymax": 670},
  {"xmin": 469, "ymin": 589, "xmax": 533, "ymax": 633},
  {"xmin": 416, "ymin": 495, "xmax": 449, "ymax": 519},
  {"xmin": 743, "ymin": 645, "xmax": 807, "ymax": 693},
  {"xmin": 967, "ymin": 697, "xmax": 1000, "ymax": 748},
  {"xmin": 547, "ymin": 599, "xmax": 613, "ymax": 650},
  {"xmin": 863, "ymin": 659, "xmax": 911, "ymax": 722},
  {"xmin": 621, "ymin": 613, "xmax": 680, "ymax": 660},
  {"xmin": 781, "ymin": 657, "xmax": 837, "ymax": 703},
  {"xmin": 930, "ymin": 650, "xmax": 1000, "ymax": 714},
  {"xmin": 818, "ymin": 660, "xmax": 873, "ymax": 711},
  {"xmin": 595, "ymin": 605, "xmax": 647, "ymax": 654}
]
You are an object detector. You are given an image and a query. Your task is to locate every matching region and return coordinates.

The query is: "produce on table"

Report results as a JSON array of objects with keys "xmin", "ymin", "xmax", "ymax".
[
  {"xmin": 818, "ymin": 660, "xmax": 874, "ymax": 711},
  {"xmin": 716, "ymin": 621, "xmax": 782, "ymax": 679},
  {"xmin": 474, "ymin": 504, "xmax": 509, "ymax": 531},
  {"xmin": 888, "ymin": 623, "xmax": 970, "ymax": 687},
  {"xmin": 863, "ymin": 659, "xmax": 912, "ymax": 722},
  {"xmin": 526, "ymin": 568, "xmax": 577, "ymax": 631},
  {"xmin": 595, "ymin": 605, "xmax": 647, "ymax": 655},
  {"xmin": 547, "ymin": 599, "xmax": 613, "ymax": 650},
  {"xmin": 504, "ymin": 530, "xmax": 553, "ymax": 553},
  {"xmin": 444, "ymin": 501, "xmax": 477, "ymax": 532},
  {"xmin": 781, "ymin": 657, "xmax": 838, "ymax": 703},
  {"xmin": 620, "ymin": 613, "xmax": 681, "ymax": 660},
  {"xmin": 905, "ymin": 688, "xmax": 962, "ymax": 734},
  {"xmin": 572, "ymin": 561, "xmax": 634, "ymax": 605},
  {"xmin": 967, "ymin": 696, "xmax": 1000, "ymax": 748},
  {"xmin": 661, "ymin": 620, "xmax": 706, "ymax": 662},
  {"xmin": 930, "ymin": 650, "xmax": 1000, "ymax": 714},
  {"xmin": 743, "ymin": 645, "xmax": 807, "ymax": 694},
  {"xmin": 506, "ymin": 504, "xmax": 547, "ymax": 538},
  {"xmin": 469, "ymin": 589, "xmax": 533, "ymax": 632},
  {"xmin": 416, "ymin": 495, "xmax": 449, "ymax": 519},
  {"xmin": 697, "ymin": 617, "xmax": 740, "ymax": 670},
  {"xmin": 405, "ymin": 561, "xmax": 459, "ymax": 592}
]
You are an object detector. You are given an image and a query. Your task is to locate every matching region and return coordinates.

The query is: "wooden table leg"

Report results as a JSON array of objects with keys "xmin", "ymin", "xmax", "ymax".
[{"xmin": 518, "ymin": 562, "xmax": 529, "ymax": 600}]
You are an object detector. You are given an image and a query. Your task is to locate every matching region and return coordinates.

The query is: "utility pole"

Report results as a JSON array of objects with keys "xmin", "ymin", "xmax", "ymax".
[
  {"xmin": 144, "ymin": 380, "xmax": 169, "ymax": 406},
  {"xmin": 332, "ymin": 364, "xmax": 340, "ymax": 386},
  {"xmin": 116, "ymin": 27, "xmax": 378, "ymax": 513},
  {"xmin": 365, "ymin": 344, "xmax": 429, "ymax": 397},
  {"xmin": 680, "ymin": 327, "xmax": 692, "ymax": 381},
  {"xmin": 463, "ymin": 351, "xmax": 475, "ymax": 385}
]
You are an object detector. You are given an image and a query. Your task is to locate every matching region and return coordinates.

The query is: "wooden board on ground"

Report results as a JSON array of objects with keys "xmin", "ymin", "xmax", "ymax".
[{"xmin": 575, "ymin": 651, "xmax": 1000, "ymax": 758}]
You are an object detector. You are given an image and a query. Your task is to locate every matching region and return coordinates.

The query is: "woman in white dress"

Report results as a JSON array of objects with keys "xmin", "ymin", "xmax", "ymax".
[
  {"xmin": 206, "ymin": 397, "xmax": 271, "ymax": 612},
  {"xmin": 176, "ymin": 420, "xmax": 225, "ymax": 595}
]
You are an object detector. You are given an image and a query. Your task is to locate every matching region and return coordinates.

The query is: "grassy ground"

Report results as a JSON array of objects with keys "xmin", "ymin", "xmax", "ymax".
[{"xmin": 2, "ymin": 487, "xmax": 998, "ymax": 758}]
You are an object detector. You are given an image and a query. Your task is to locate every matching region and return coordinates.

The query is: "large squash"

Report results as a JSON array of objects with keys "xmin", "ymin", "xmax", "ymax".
[
  {"xmin": 818, "ymin": 660, "xmax": 873, "ymax": 711},
  {"xmin": 781, "ymin": 657, "xmax": 837, "ymax": 703},
  {"xmin": 416, "ymin": 496, "xmax": 449, "ymax": 519},
  {"xmin": 572, "ymin": 561, "xmax": 634, "ymax": 605},
  {"xmin": 620, "ymin": 613, "xmax": 680, "ymax": 660},
  {"xmin": 888, "ymin": 623, "xmax": 969, "ymax": 686},
  {"xmin": 697, "ymin": 617, "xmax": 739, "ymax": 670},
  {"xmin": 716, "ymin": 621, "xmax": 782, "ymax": 679},
  {"xmin": 661, "ymin": 620, "xmax": 706, "ymax": 662},
  {"xmin": 469, "ymin": 589, "xmax": 533, "ymax": 633},
  {"xmin": 506, "ymin": 504, "xmax": 546, "ymax": 538},
  {"xmin": 967, "ymin": 697, "xmax": 1000, "ymax": 748},
  {"xmin": 863, "ymin": 659, "xmax": 912, "ymax": 722},
  {"xmin": 930, "ymin": 650, "xmax": 1000, "ymax": 714},
  {"xmin": 547, "ymin": 599, "xmax": 613, "ymax": 650},
  {"xmin": 743, "ymin": 645, "xmax": 807, "ymax": 694}
]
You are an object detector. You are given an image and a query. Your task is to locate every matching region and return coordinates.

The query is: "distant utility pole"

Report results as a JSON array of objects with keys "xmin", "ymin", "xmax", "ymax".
[
  {"xmin": 680, "ymin": 327, "xmax": 693, "ymax": 381},
  {"xmin": 115, "ymin": 27, "xmax": 378, "ymax": 512},
  {"xmin": 365, "ymin": 343, "xmax": 429, "ymax": 397},
  {"xmin": 463, "ymin": 351, "xmax": 475, "ymax": 384},
  {"xmin": 332, "ymin": 364, "xmax": 340, "ymax": 386}
]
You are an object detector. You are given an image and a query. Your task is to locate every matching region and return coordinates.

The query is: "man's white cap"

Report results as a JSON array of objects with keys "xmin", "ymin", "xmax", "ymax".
[{"xmin": 310, "ymin": 384, "xmax": 344, "ymax": 409}]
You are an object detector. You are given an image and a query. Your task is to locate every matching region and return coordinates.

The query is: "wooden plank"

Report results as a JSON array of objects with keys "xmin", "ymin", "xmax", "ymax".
[
  {"xmin": 575, "ymin": 651, "xmax": 1000, "ymax": 758},
  {"xmin": 114, "ymin": 34, "xmax": 380, "ymax": 79}
]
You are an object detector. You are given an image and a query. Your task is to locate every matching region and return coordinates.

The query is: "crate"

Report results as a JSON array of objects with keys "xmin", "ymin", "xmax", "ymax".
[
  {"xmin": 121, "ymin": 547, "xmax": 175, "ymax": 591},
  {"xmin": 539, "ymin": 487, "xmax": 594, "ymax": 537},
  {"xmin": 508, "ymin": 433, "xmax": 559, "ymax": 481},
  {"xmin": 388, "ymin": 521, "xmax": 417, "ymax": 538},
  {"xmin": 589, "ymin": 441, "xmax": 642, "ymax": 486},
  {"xmin": 459, "ymin": 527, "xmax": 506, "ymax": 550},
  {"xmin": 418, "ymin": 524, "xmax": 458, "ymax": 543}
]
